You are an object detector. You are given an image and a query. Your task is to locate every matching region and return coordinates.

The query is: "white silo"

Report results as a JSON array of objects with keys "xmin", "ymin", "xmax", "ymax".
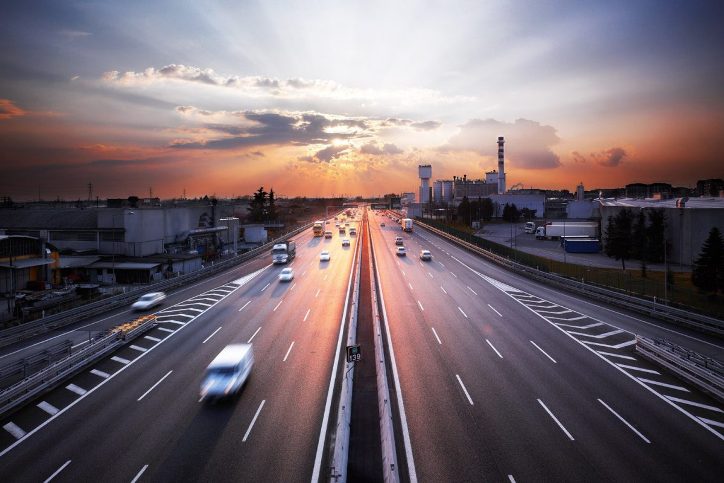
[{"xmin": 419, "ymin": 164, "xmax": 432, "ymax": 204}]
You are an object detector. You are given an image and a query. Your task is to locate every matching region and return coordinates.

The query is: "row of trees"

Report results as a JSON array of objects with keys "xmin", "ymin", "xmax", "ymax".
[
  {"xmin": 455, "ymin": 198, "xmax": 537, "ymax": 224},
  {"xmin": 247, "ymin": 187, "xmax": 278, "ymax": 222},
  {"xmin": 604, "ymin": 208, "xmax": 666, "ymax": 272},
  {"xmin": 692, "ymin": 227, "xmax": 724, "ymax": 295}
]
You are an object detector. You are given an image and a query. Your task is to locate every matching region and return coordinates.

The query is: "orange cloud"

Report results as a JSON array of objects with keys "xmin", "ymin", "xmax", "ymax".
[{"xmin": 0, "ymin": 99, "xmax": 26, "ymax": 120}]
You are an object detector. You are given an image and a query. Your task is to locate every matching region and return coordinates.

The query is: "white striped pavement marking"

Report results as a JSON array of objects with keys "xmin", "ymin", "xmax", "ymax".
[
  {"xmin": 697, "ymin": 417, "xmax": 724, "ymax": 429},
  {"xmin": 203, "ymin": 327, "xmax": 222, "ymax": 344},
  {"xmin": 638, "ymin": 378, "xmax": 690, "ymax": 392},
  {"xmin": 261, "ymin": 283, "xmax": 271, "ymax": 292},
  {"xmin": 248, "ymin": 327, "xmax": 261, "ymax": 343},
  {"xmin": 458, "ymin": 306, "xmax": 468, "ymax": 318},
  {"xmin": 417, "ymin": 300, "xmax": 424, "ymax": 311},
  {"xmin": 568, "ymin": 328, "xmax": 624, "ymax": 339},
  {"xmin": 556, "ymin": 321, "xmax": 604, "ymax": 329},
  {"xmin": 112, "ymin": 355, "xmax": 131, "ymax": 364},
  {"xmin": 440, "ymin": 286, "xmax": 447, "ymax": 295},
  {"xmin": 486, "ymin": 339, "xmax": 503, "ymax": 359},
  {"xmin": 665, "ymin": 396, "xmax": 723, "ymax": 413},
  {"xmin": 596, "ymin": 351, "xmax": 636, "ymax": 360},
  {"xmin": 598, "ymin": 399, "xmax": 650, "ymax": 443},
  {"xmin": 243, "ymin": 400, "xmax": 266, "ymax": 442},
  {"xmin": 157, "ymin": 327, "xmax": 175, "ymax": 333},
  {"xmin": 160, "ymin": 320, "xmax": 185, "ymax": 326},
  {"xmin": 90, "ymin": 369, "xmax": 110, "ymax": 378},
  {"xmin": 43, "ymin": 460, "xmax": 71, "ymax": 483},
  {"xmin": 616, "ymin": 364, "xmax": 660, "ymax": 375},
  {"xmin": 130, "ymin": 464, "xmax": 149, "ymax": 483},
  {"xmin": 487, "ymin": 304, "xmax": 502, "ymax": 317},
  {"xmin": 283, "ymin": 341, "xmax": 296, "ymax": 362},
  {"xmin": 130, "ymin": 345, "xmax": 148, "ymax": 353},
  {"xmin": 582, "ymin": 339, "xmax": 636, "ymax": 349},
  {"xmin": 466, "ymin": 286, "xmax": 477, "ymax": 295},
  {"xmin": 138, "ymin": 370, "xmax": 173, "ymax": 401},
  {"xmin": 66, "ymin": 383, "xmax": 87, "ymax": 396},
  {"xmin": 538, "ymin": 399, "xmax": 574, "ymax": 441},
  {"xmin": 304, "ymin": 308, "xmax": 311, "ymax": 322},
  {"xmin": 144, "ymin": 335, "xmax": 162, "ymax": 342},
  {"xmin": 530, "ymin": 341, "xmax": 557, "ymax": 363},
  {"xmin": 431, "ymin": 327, "xmax": 442, "ymax": 345},
  {"xmin": 273, "ymin": 299, "xmax": 283, "ymax": 312},
  {"xmin": 37, "ymin": 401, "xmax": 59, "ymax": 415},
  {"xmin": 239, "ymin": 300, "xmax": 251, "ymax": 312},
  {"xmin": 455, "ymin": 375, "xmax": 474, "ymax": 405},
  {"xmin": 3, "ymin": 422, "xmax": 26, "ymax": 439}
]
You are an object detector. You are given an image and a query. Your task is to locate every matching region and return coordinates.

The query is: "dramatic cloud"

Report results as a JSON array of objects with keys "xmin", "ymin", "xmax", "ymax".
[
  {"xmin": 0, "ymin": 99, "xmax": 26, "ymax": 120},
  {"xmin": 360, "ymin": 142, "xmax": 403, "ymax": 156},
  {"xmin": 102, "ymin": 64, "xmax": 473, "ymax": 105},
  {"xmin": 445, "ymin": 118, "xmax": 561, "ymax": 169},
  {"xmin": 591, "ymin": 147, "xmax": 627, "ymax": 167},
  {"xmin": 410, "ymin": 121, "xmax": 441, "ymax": 131},
  {"xmin": 571, "ymin": 151, "xmax": 587, "ymax": 164}
]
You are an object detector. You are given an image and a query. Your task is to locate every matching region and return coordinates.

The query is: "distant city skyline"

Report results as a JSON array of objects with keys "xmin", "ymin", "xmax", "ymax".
[{"xmin": 1, "ymin": 0, "xmax": 723, "ymax": 200}]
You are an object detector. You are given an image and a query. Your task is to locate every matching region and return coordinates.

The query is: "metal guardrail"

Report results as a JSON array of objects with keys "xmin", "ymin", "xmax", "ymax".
[
  {"xmin": 0, "ymin": 316, "xmax": 157, "ymax": 419},
  {"xmin": 635, "ymin": 336, "xmax": 724, "ymax": 403},
  {"xmin": 412, "ymin": 219, "xmax": 724, "ymax": 337},
  {"xmin": 0, "ymin": 222, "xmax": 315, "ymax": 349},
  {"xmin": 0, "ymin": 340, "xmax": 72, "ymax": 390}
]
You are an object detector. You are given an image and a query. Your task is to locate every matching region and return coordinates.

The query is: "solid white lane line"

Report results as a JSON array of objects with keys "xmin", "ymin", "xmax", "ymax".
[
  {"xmin": 596, "ymin": 350, "xmax": 636, "ymax": 360},
  {"xmin": 37, "ymin": 401, "xmax": 59, "ymax": 415},
  {"xmin": 315, "ymin": 288, "xmax": 321, "ymax": 298},
  {"xmin": 450, "ymin": 272, "xmax": 457, "ymax": 278},
  {"xmin": 417, "ymin": 300, "xmax": 424, "ymax": 311},
  {"xmin": 537, "ymin": 399, "xmax": 574, "ymax": 441},
  {"xmin": 273, "ymin": 299, "xmax": 284, "ymax": 311},
  {"xmin": 43, "ymin": 460, "xmax": 71, "ymax": 483},
  {"xmin": 247, "ymin": 327, "xmax": 261, "ymax": 343},
  {"xmin": 637, "ymin": 378, "xmax": 690, "ymax": 392},
  {"xmin": 439, "ymin": 262, "xmax": 445, "ymax": 268},
  {"xmin": 304, "ymin": 308, "xmax": 311, "ymax": 321},
  {"xmin": 202, "ymin": 327, "xmax": 222, "ymax": 344},
  {"xmin": 665, "ymin": 396, "xmax": 723, "ymax": 413},
  {"xmin": 698, "ymin": 417, "xmax": 724, "ymax": 429},
  {"xmin": 283, "ymin": 341, "xmax": 296, "ymax": 362},
  {"xmin": 157, "ymin": 327, "xmax": 175, "ymax": 333},
  {"xmin": 427, "ymin": 272, "xmax": 433, "ymax": 279},
  {"xmin": 71, "ymin": 340, "xmax": 90, "ymax": 349},
  {"xmin": 466, "ymin": 286, "xmax": 477, "ymax": 296},
  {"xmin": 530, "ymin": 341, "xmax": 557, "ymax": 363},
  {"xmin": 598, "ymin": 399, "xmax": 650, "ymax": 443},
  {"xmin": 486, "ymin": 339, "xmax": 503, "ymax": 358},
  {"xmin": 291, "ymin": 282, "xmax": 297, "ymax": 290},
  {"xmin": 239, "ymin": 300, "xmax": 251, "ymax": 312},
  {"xmin": 138, "ymin": 370, "xmax": 173, "ymax": 401},
  {"xmin": 616, "ymin": 364, "xmax": 660, "ymax": 375},
  {"xmin": 130, "ymin": 464, "xmax": 149, "ymax": 483},
  {"xmin": 243, "ymin": 400, "xmax": 266, "ymax": 442},
  {"xmin": 408, "ymin": 283, "xmax": 413, "ymax": 291},
  {"xmin": 431, "ymin": 327, "xmax": 442, "ymax": 345},
  {"xmin": 261, "ymin": 282, "xmax": 271, "ymax": 292},
  {"xmin": 130, "ymin": 345, "xmax": 148, "ymax": 353},
  {"xmin": 487, "ymin": 304, "xmax": 502, "ymax": 317},
  {"xmin": 440, "ymin": 285, "xmax": 447, "ymax": 295},
  {"xmin": 456, "ymin": 375, "xmax": 474, "ymax": 405},
  {"xmin": 3, "ymin": 422, "xmax": 26, "ymax": 439},
  {"xmin": 90, "ymin": 369, "xmax": 110, "ymax": 378},
  {"xmin": 457, "ymin": 307, "xmax": 468, "ymax": 319},
  {"xmin": 508, "ymin": 476, "xmax": 516, "ymax": 483},
  {"xmin": 66, "ymin": 384, "xmax": 87, "ymax": 396},
  {"xmin": 144, "ymin": 335, "xmax": 162, "ymax": 342}
]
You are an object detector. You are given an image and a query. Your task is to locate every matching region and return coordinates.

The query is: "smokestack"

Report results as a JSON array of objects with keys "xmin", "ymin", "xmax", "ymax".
[{"xmin": 497, "ymin": 136, "xmax": 505, "ymax": 193}]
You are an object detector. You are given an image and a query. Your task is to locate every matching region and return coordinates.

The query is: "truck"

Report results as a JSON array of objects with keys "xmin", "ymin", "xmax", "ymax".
[
  {"xmin": 524, "ymin": 221, "xmax": 536, "ymax": 234},
  {"xmin": 401, "ymin": 218, "xmax": 413, "ymax": 232},
  {"xmin": 313, "ymin": 220, "xmax": 324, "ymax": 237},
  {"xmin": 535, "ymin": 222, "xmax": 598, "ymax": 240},
  {"xmin": 271, "ymin": 241, "xmax": 296, "ymax": 264},
  {"xmin": 562, "ymin": 238, "xmax": 601, "ymax": 253}
]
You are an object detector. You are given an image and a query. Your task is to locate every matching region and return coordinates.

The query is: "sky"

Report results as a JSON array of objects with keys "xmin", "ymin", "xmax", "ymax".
[{"xmin": 1, "ymin": 0, "xmax": 723, "ymax": 200}]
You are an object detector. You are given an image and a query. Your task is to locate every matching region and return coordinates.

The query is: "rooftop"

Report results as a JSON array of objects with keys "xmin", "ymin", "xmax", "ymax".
[{"xmin": 597, "ymin": 197, "xmax": 724, "ymax": 209}]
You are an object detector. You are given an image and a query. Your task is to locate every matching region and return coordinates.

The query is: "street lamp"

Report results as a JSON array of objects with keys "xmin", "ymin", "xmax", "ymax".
[{"xmin": 111, "ymin": 210, "xmax": 134, "ymax": 285}]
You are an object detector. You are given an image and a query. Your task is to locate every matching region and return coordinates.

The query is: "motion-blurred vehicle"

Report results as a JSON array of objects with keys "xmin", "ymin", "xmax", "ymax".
[
  {"xmin": 396, "ymin": 246, "xmax": 407, "ymax": 256},
  {"xmin": 349, "ymin": 227, "xmax": 357, "ymax": 235},
  {"xmin": 325, "ymin": 231, "xmax": 333, "ymax": 238},
  {"xmin": 320, "ymin": 250, "xmax": 331, "ymax": 261},
  {"xmin": 342, "ymin": 238, "xmax": 351, "ymax": 247},
  {"xmin": 420, "ymin": 250, "xmax": 432, "ymax": 261},
  {"xmin": 131, "ymin": 292, "xmax": 166, "ymax": 311},
  {"xmin": 380, "ymin": 223, "xmax": 385, "ymax": 227},
  {"xmin": 395, "ymin": 236, "xmax": 404, "ymax": 246},
  {"xmin": 279, "ymin": 267, "xmax": 294, "ymax": 282},
  {"xmin": 200, "ymin": 344, "xmax": 254, "ymax": 400}
]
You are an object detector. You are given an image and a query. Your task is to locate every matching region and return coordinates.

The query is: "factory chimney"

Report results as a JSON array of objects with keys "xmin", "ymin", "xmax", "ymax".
[
  {"xmin": 419, "ymin": 165, "xmax": 432, "ymax": 204},
  {"xmin": 497, "ymin": 136, "xmax": 505, "ymax": 193}
]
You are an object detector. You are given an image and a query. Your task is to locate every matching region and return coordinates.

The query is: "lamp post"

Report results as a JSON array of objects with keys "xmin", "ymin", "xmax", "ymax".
[{"xmin": 111, "ymin": 210, "xmax": 134, "ymax": 285}]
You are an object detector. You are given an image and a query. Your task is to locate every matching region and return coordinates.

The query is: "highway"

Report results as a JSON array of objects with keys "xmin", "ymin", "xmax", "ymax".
[
  {"xmin": 0, "ymin": 222, "xmax": 360, "ymax": 482},
  {"xmin": 368, "ymin": 210, "xmax": 723, "ymax": 482}
]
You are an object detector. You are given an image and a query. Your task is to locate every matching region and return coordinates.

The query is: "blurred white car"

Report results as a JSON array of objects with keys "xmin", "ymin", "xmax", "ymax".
[
  {"xmin": 131, "ymin": 292, "xmax": 166, "ymax": 311},
  {"xmin": 320, "ymin": 251, "xmax": 331, "ymax": 261},
  {"xmin": 420, "ymin": 250, "xmax": 432, "ymax": 261},
  {"xmin": 342, "ymin": 238, "xmax": 351, "ymax": 247},
  {"xmin": 279, "ymin": 267, "xmax": 294, "ymax": 282},
  {"xmin": 396, "ymin": 246, "xmax": 407, "ymax": 256}
]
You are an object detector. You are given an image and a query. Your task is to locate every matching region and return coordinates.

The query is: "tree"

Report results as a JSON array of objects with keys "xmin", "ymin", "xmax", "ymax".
[
  {"xmin": 457, "ymin": 196, "xmax": 471, "ymax": 225},
  {"xmin": 267, "ymin": 189, "xmax": 278, "ymax": 221},
  {"xmin": 646, "ymin": 208, "xmax": 666, "ymax": 263},
  {"xmin": 247, "ymin": 186, "xmax": 267, "ymax": 222},
  {"xmin": 692, "ymin": 227, "xmax": 724, "ymax": 295},
  {"xmin": 520, "ymin": 207, "xmax": 537, "ymax": 221},
  {"xmin": 604, "ymin": 209, "xmax": 634, "ymax": 270},
  {"xmin": 480, "ymin": 198, "xmax": 494, "ymax": 221},
  {"xmin": 502, "ymin": 203, "xmax": 511, "ymax": 222},
  {"xmin": 632, "ymin": 209, "xmax": 647, "ymax": 276}
]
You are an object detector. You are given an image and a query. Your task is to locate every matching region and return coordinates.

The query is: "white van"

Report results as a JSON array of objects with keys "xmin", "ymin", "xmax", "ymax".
[
  {"xmin": 200, "ymin": 344, "xmax": 254, "ymax": 400},
  {"xmin": 524, "ymin": 222, "xmax": 536, "ymax": 234}
]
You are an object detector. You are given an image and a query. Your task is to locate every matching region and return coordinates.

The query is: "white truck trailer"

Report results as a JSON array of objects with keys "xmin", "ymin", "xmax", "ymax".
[{"xmin": 535, "ymin": 222, "xmax": 598, "ymax": 240}]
